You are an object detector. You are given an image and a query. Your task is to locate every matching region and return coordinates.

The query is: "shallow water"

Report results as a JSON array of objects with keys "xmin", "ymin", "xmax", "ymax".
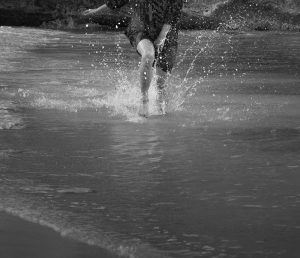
[{"xmin": 0, "ymin": 26, "xmax": 300, "ymax": 258}]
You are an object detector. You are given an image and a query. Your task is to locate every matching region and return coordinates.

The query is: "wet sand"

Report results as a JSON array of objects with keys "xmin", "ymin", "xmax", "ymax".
[{"xmin": 0, "ymin": 211, "xmax": 120, "ymax": 258}]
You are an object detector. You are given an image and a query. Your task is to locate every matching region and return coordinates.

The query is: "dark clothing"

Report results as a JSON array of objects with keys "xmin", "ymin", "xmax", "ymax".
[{"xmin": 106, "ymin": 0, "xmax": 183, "ymax": 72}]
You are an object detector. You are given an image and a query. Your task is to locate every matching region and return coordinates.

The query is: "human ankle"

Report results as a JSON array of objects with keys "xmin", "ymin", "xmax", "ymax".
[{"xmin": 141, "ymin": 93, "xmax": 149, "ymax": 103}]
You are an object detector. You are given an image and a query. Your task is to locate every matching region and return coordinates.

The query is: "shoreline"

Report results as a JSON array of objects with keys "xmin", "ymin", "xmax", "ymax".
[{"xmin": 0, "ymin": 211, "xmax": 121, "ymax": 258}]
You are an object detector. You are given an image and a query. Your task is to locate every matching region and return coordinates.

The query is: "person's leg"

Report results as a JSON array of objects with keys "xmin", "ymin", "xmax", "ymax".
[
  {"xmin": 156, "ymin": 67, "xmax": 168, "ymax": 91},
  {"xmin": 155, "ymin": 28, "xmax": 179, "ymax": 114},
  {"xmin": 156, "ymin": 67, "xmax": 168, "ymax": 114},
  {"xmin": 136, "ymin": 39, "xmax": 155, "ymax": 116},
  {"xmin": 155, "ymin": 44, "xmax": 177, "ymax": 114}
]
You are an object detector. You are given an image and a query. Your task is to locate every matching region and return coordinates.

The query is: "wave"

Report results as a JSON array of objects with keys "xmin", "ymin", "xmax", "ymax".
[{"xmin": 0, "ymin": 195, "xmax": 167, "ymax": 258}]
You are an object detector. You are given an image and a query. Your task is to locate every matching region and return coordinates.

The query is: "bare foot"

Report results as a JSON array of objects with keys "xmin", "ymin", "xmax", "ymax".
[
  {"xmin": 157, "ymin": 100, "xmax": 166, "ymax": 115},
  {"xmin": 138, "ymin": 97, "xmax": 149, "ymax": 118},
  {"xmin": 157, "ymin": 88, "xmax": 167, "ymax": 115}
]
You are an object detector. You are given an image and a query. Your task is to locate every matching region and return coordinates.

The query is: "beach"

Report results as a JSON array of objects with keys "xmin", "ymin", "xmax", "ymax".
[
  {"xmin": 0, "ymin": 27, "xmax": 299, "ymax": 258},
  {"xmin": 0, "ymin": 211, "xmax": 120, "ymax": 258}
]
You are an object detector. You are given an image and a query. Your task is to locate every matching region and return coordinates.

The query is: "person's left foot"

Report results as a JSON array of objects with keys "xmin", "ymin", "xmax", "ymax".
[
  {"xmin": 157, "ymin": 100, "xmax": 166, "ymax": 115},
  {"xmin": 138, "ymin": 97, "xmax": 149, "ymax": 118},
  {"xmin": 157, "ymin": 88, "xmax": 167, "ymax": 115}
]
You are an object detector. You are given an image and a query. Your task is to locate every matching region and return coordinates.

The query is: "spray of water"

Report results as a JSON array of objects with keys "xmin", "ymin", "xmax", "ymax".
[
  {"xmin": 167, "ymin": 32, "xmax": 218, "ymax": 111},
  {"xmin": 8, "ymin": 29, "xmax": 238, "ymax": 124}
]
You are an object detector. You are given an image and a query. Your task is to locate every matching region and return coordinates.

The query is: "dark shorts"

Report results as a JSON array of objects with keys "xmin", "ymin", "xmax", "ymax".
[{"xmin": 126, "ymin": 27, "xmax": 178, "ymax": 73}]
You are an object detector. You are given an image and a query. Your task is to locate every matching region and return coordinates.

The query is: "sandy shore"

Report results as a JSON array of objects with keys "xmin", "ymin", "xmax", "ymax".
[{"xmin": 0, "ymin": 211, "xmax": 120, "ymax": 258}]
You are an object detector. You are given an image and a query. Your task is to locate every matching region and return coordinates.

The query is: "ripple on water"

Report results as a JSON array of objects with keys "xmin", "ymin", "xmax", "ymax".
[
  {"xmin": 56, "ymin": 187, "xmax": 96, "ymax": 194},
  {"xmin": 0, "ymin": 101, "xmax": 24, "ymax": 130}
]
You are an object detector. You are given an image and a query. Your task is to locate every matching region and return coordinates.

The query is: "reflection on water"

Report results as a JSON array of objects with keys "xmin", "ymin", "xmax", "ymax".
[{"xmin": 0, "ymin": 27, "xmax": 300, "ymax": 257}]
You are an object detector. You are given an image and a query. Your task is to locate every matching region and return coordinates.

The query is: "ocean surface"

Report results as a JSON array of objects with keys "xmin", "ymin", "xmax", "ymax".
[{"xmin": 0, "ymin": 26, "xmax": 300, "ymax": 258}]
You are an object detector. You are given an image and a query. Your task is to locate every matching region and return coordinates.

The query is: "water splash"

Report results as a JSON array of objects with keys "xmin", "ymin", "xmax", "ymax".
[
  {"xmin": 94, "ymin": 70, "xmax": 168, "ymax": 122},
  {"xmin": 2, "ymin": 27, "xmax": 284, "ymax": 126},
  {"xmin": 168, "ymin": 32, "xmax": 222, "ymax": 110},
  {"xmin": 14, "ymin": 66, "xmax": 188, "ymax": 122}
]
